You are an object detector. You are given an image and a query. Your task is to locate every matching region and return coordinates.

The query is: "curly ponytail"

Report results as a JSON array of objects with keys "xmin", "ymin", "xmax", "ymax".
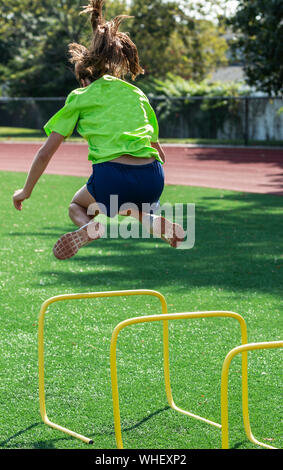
[{"xmin": 68, "ymin": 0, "xmax": 144, "ymax": 83}]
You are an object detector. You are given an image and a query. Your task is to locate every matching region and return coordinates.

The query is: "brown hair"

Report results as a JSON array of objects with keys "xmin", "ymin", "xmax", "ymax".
[{"xmin": 68, "ymin": 0, "xmax": 144, "ymax": 83}]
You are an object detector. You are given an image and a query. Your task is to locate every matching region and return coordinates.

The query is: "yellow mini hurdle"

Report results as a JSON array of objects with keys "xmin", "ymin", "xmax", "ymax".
[
  {"xmin": 38, "ymin": 289, "xmax": 168, "ymax": 444},
  {"xmin": 38, "ymin": 289, "xmax": 282, "ymax": 449},
  {"xmin": 110, "ymin": 311, "xmax": 248, "ymax": 449},
  {"xmin": 221, "ymin": 340, "xmax": 283, "ymax": 449},
  {"xmin": 110, "ymin": 312, "xmax": 282, "ymax": 449}
]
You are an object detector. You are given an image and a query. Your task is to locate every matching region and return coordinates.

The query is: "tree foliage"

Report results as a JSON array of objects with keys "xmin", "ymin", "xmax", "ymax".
[
  {"xmin": 228, "ymin": 0, "xmax": 283, "ymax": 95},
  {"xmin": 0, "ymin": 0, "xmax": 229, "ymax": 96},
  {"xmin": 0, "ymin": 0, "xmax": 93, "ymax": 96},
  {"xmin": 128, "ymin": 0, "xmax": 228, "ymax": 82}
]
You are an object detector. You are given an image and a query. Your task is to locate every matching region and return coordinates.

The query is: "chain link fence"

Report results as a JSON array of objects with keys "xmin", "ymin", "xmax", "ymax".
[
  {"xmin": 149, "ymin": 96, "xmax": 283, "ymax": 144},
  {"xmin": 0, "ymin": 96, "xmax": 282, "ymax": 144}
]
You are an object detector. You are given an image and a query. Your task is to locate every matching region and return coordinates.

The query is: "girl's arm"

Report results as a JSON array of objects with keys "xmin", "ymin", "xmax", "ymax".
[
  {"xmin": 151, "ymin": 141, "xmax": 166, "ymax": 163},
  {"xmin": 13, "ymin": 131, "xmax": 65, "ymax": 210}
]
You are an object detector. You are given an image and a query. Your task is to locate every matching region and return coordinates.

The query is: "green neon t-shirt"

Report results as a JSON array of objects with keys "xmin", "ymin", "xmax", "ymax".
[{"xmin": 44, "ymin": 75, "xmax": 162, "ymax": 164}]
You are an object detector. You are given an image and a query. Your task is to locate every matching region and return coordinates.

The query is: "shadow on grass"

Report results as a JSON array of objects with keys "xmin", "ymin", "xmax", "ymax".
[
  {"xmin": 29, "ymin": 192, "xmax": 283, "ymax": 297},
  {"xmin": 0, "ymin": 423, "xmax": 42, "ymax": 447},
  {"xmin": 7, "ymin": 226, "xmax": 74, "ymax": 238},
  {"xmin": 231, "ymin": 440, "xmax": 250, "ymax": 450},
  {"xmin": 0, "ymin": 407, "xmax": 170, "ymax": 449}
]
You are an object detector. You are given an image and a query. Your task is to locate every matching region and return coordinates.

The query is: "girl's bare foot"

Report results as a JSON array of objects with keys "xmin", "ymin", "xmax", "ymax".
[{"xmin": 53, "ymin": 222, "xmax": 104, "ymax": 260}]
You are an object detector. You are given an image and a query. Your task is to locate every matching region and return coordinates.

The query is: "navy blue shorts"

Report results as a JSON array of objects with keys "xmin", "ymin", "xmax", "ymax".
[{"xmin": 86, "ymin": 159, "xmax": 164, "ymax": 217}]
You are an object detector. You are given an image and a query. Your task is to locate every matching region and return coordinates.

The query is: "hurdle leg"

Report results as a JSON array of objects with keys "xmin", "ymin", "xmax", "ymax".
[
  {"xmin": 38, "ymin": 297, "xmax": 93, "ymax": 444},
  {"xmin": 221, "ymin": 341, "xmax": 283, "ymax": 449},
  {"xmin": 162, "ymin": 311, "xmax": 248, "ymax": 429}
]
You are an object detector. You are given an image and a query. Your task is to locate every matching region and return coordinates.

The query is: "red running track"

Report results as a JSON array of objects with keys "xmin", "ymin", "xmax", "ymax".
[{"xmin": 1, "ymin": 141, "xmax": 283, "ymax": 195}]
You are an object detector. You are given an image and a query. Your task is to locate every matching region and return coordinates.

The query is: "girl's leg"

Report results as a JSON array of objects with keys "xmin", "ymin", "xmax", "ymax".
[
  {"xmin": 127, "ymin": 209, "xmax": 185, "ymax": 248},
  {"xmin": 69, "ymin": 184, "xmax": 100, "ymax": 227},
  {"xmin": 53, "ymin": 185, "xmax": 104, "ymax": 260}
]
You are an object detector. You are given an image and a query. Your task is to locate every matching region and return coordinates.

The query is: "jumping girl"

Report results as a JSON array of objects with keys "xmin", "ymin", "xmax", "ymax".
[{"xmin": 13, "ymin": 0, "xmax": 185, "ymax": 259}]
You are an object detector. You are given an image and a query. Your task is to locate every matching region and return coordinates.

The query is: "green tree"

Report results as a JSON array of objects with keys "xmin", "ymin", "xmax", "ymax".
[
  {"xmin": 169, "ymin": 17, "xmax": 228, "ymax": 81},
  {"xmin": 228, "ymin": 0, "xmax": 283, "ymax": 95},
  {"xmin": 128, "ymin": 0, "xmax": 228, "ymax": 81},
  {"xmin": 0, "ymin": 0, "xmax": 128, "ymax": 96},
  {"xmin": 127, "ymin": 0, "xmax": 181, "ymax": 77},
  {"xmin": 1, "ymin": 0, "xmax": 229, "ymax": 96}
]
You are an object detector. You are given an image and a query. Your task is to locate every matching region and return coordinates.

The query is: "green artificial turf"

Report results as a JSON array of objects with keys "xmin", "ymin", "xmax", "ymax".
[{"xmin": 0, "ymin": 170, "xmax": 282, "ymax": 450}]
